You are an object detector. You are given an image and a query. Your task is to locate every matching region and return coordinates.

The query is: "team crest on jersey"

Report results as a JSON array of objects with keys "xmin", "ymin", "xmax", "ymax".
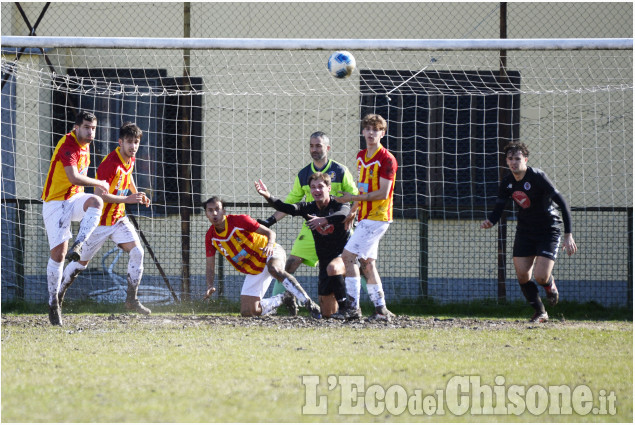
[
  {"xmin": 524, "ymin": 182, "xmax": 531, "ymax": 190},
  {"xmin": 328, "ymin": 171, "xmax": 336, "ymax": 181},
  {"xmin": 512, "ymin": 191, "xmax": 531, "ymax": 209}
]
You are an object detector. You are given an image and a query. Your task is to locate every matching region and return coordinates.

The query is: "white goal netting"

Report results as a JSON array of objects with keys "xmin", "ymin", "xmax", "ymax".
[{"xmin": 1, "ymin": 38, "xmax": 632, "ymax": 306}]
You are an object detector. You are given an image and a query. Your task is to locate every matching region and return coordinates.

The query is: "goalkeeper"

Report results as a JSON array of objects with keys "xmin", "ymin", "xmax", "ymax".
[{"xmin": 257, "ymin": 131, "xmax": 363, "ymax": 315}]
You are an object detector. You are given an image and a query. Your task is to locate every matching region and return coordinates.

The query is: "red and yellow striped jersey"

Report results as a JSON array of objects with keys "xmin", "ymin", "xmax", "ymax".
[
  {"xmin": 41, "ymin": 131, "xmax": 90, "ymax": 202},
  {"xmin": 205, "ymin": 215, "xmax": 269, "ymax": 275},
  {"xmin": 355, "ymin": 145, "xmax": 398, "ymax": 222},
  {"xmin": 97, "ymin": 147, "xmax": 135, "ymax": 226}
]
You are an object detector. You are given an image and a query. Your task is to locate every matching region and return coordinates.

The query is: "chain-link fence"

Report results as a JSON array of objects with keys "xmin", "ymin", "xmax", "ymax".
[{"xmin": 1, "ymin": 2, "xmax": 633, "ymax": 309}]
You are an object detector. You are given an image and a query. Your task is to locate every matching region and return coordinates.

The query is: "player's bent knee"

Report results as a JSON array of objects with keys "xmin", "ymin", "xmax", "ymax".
[
  {"xmin": 240, "ymin": 296, "xmax": 261, "ymax": 317},
  {"xmin": 85, "ymin": 195, "xmax": 104, "ymax": 210}
]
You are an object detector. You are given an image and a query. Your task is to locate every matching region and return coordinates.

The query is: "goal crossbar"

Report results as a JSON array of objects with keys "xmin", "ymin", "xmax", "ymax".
[{"xmin": 1, "ymin": 36, "xmax": 632, "ymax": 51}]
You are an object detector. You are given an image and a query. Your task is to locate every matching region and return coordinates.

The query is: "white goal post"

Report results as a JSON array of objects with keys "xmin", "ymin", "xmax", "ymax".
[{"xmin": 1, "ymin": 36, "xmax": 632, "ymax": 306}]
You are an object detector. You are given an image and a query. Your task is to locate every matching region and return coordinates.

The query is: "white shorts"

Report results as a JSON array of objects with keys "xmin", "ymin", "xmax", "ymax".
[
  {"xmin": 79, "ymin": 216, "xmax": 140, "ymax": 261},
  {"xmin": 42, "ymin": 193, "xmax": 97, "ymax": 250},
  {"xmin": 240, "ymin": 243, "xmax": 286, "ymax": 298},
  {"xmin": 344, "ymin": 219, "xmax": 391, "ymax": 260}
]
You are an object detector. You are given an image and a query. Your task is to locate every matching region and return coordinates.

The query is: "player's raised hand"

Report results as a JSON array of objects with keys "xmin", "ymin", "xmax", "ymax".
[{"xmin": 254, "ymin": 179, "xmax": 271, "ymax": 198}]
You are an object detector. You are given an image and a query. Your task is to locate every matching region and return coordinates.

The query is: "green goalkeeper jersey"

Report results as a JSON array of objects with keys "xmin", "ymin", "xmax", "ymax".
[{"xmin": 284, "ymin": 159, "xmax": 358, "ymax": 204}]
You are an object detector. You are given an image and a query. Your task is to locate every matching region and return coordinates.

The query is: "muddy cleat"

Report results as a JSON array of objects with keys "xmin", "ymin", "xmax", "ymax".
[
  {"xmin": 48, "ymin": 301, "xmax": 63, "ymax": 326},
  {"xmin": 65, "ymin": 242, "xmax": 83, "ymax": 262},
  {"xmin": 367, "ymin": 305, "xmax": 396, "ymax": 322},
  {"xmin": 125, "ymin": 299, "xmax": 151, "ymax": 315},
  {"xmin": 282, "ymin": 291, "xmax": 298, "ymax": 316},
  {"xmin": 304, "ymin": 299, "xmax": 322, "ymax": 319},
  {"xmin": 545, "ymin": 280, "xmax": 559, "ymax": 306},
  {"xmin": 331, "ymin": 305, "xmax": 362, "ymax": 321},
  {"xmin": 529, "ymin": 311, "xmax": 549, "ymax": 323}
]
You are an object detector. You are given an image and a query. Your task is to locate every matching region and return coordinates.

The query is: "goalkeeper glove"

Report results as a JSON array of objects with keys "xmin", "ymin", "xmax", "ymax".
[{"xmin": 257, "ymin": 215, "xmax": 277, "ymax": 228}]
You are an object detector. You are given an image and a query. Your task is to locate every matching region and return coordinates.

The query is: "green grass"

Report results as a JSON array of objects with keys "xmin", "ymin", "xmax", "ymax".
[{"xmin": 1, "ymin": 313, "xmax": 632, "ymax": 422}]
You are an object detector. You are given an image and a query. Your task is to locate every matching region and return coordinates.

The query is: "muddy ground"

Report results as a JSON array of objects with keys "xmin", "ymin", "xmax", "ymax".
[{"xmin": 1, "ymin": 313, "xmax": 631, "ymax": 332}]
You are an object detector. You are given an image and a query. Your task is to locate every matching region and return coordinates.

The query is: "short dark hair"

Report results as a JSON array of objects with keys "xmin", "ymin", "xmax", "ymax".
[
  {"xmin": 361, "ymin": 114, "xmax": 387, "ymax": 132},
  {"xmin": 309, "ymin": 131, "xmax": 330, "ymax": 145},
  {"xmin": 119, "ymin": 122, "xmax": 143, "ymax": 141},
  {"xmin": 202, "ymin": 196, "xmax": 223, "ymax": 210},
  {"xmin": 74, "ymin": 111, "xmax": 97, "ymax": 125},
  {"xmin": 503, "ymin": 142, "xmax": 529, "ymax": 157},
  {"xmin": 308, "ymin": 172, "xmax": 331, "ymax": 187}
]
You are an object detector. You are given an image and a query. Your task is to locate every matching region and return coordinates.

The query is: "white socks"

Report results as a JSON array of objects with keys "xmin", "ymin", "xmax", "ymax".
[
  {"xmin": 61, "ymin": 261, "xmax": 86, "ymax": 290},
  {"xmin": 367, "ymin": 282, "xmax": 386, "ymax": 308},
  {"xmin": 281, "ymin": 278, "xmax": 308, "ymax": 304},
  {"xmin": 47, "ymin": 258, "xmax": 63, "ymax": 305},
  {"xmin": 260, "ymin": 293, "xmax": 285, "ymax": 315},
  {"xmin": 127, "ymin": 246, "xmax": 144, "ymax": 288},
  {"xmin": 345, "ymin": 277, "xmax": 361, "ymax": 309},
  {"xmin": 74, "ymin": 207, "xmax": 101, "ymax": 246}
]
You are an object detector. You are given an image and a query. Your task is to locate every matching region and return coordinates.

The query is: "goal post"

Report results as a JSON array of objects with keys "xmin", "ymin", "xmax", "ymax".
[{"xmin": 1, "ymin": 37, "xmax": 632, "ymax": 307}]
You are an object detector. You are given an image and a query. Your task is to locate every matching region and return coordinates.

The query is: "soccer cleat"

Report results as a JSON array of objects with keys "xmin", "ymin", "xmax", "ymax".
[
  {"xmin": 367, "ymin": 305, "xmax": 396, "ymax": 322},
  {"xmin": 304, "ymin": 299, "xmax": 322, "ymax": 319},
  {"xmin": 125, "ymin": 299, "xmax": 152, "ymax": 315},
  {"xmin": 282, "ymin": 291, "xmax": 298, "ymax": 316},
  {"xmin": 331, "ymin": 305, "xmax": 362, "ymax": 321},
  {"xmin": 529, "ymin": 311, "xmax": 549, "ymax": 323},
  {"xmin": 48, "ymin": 301, "xmax": 62, "ymax": 326},
  {"xmin": 65, "ymin": 241, "xmax": 83, "ymax": 262},
  {"xmin": 545, "ymin": 279, "xmax": 559, "ymax": 306}
]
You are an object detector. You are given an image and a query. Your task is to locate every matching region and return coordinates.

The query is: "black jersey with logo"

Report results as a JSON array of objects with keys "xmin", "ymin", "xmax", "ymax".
[
  {"xmin": 267, "ymin": 196, "xmax": 351, "ymax": 262},
  {"xmin": 488, "ymin": 167, "xmax": 571, "ymax": 234}
]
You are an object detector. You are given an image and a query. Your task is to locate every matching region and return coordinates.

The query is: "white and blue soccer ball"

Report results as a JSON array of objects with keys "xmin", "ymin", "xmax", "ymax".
[{"xmin": 327, "ymin": 51, "xmax": 356, "ymax": 79}]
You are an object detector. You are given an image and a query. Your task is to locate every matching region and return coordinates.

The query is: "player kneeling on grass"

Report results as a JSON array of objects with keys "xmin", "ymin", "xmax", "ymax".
[
  {"xmin": 202, "ymin": 197, "xmax": 321, "ymax": 318},
  {"xmin": 255, "ymin": 173, "xmax": 350, "ymax": 318},
  {"xmin": 58, "ymin": 123, "xmax": 152, "ymax": 318}
]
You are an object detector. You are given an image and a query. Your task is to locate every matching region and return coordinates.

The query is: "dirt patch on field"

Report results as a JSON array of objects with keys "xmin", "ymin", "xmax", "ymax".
[{"xmin": 1, "ymin": 313, "xmax": 631, "ymax": 332}]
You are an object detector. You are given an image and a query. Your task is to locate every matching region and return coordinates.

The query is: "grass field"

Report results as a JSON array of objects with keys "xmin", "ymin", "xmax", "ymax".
[{"xmin": 1, "ymin": 303, "xmax": 632, "ymax": 422}]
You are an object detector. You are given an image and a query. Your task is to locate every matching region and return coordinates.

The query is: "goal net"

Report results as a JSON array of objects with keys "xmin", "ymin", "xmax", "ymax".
[{"xmin": 1, "ymin": 37, "xmax": 632, "ymax": 307}]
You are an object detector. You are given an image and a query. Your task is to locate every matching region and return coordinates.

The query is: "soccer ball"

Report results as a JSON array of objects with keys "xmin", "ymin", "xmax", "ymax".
[{"xmin": 327, "ymin": 51, "xmax": 356, "ymax": 79}]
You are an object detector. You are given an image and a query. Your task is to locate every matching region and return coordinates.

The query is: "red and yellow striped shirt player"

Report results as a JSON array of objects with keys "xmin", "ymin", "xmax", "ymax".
[
  {"xmin": 97, "ymin": 147, "xmax": 135, "ymax": 226},
  {"xmin": 355, "ymin": 145, "xmax": 397, "ymax": 222},
  {"xmin": 331, "ymin": 113, "xmax": 398, "ymax": 321},
  {"xmin": 206, "ymin": 214, "xmax": 270, "ymax": 275},
  {"xmin": 202, "ymin": 196, "xmax": 322, "ymax": 318},
  {"xmin": 41, "ymin": 131, "xmax": 91, "ymax": 202}
]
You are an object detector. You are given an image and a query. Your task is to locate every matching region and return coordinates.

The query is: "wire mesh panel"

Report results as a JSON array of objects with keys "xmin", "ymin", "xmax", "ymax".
[{"xmin": 1, "ymin": 3, "xmax": 633, "ymax": 307}]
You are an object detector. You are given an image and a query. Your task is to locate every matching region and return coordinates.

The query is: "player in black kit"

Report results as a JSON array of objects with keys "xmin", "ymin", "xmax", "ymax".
[
  {"xmin": 481, "ymin": 142, "xmax": 577, "ymax": 323},
  {"xmin": 255, "ymin": 172, "xmax": 350, "ymax": 318}
]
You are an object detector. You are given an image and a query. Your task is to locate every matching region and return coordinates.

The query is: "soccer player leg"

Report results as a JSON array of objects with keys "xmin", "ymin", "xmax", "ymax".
[
  {"xmin": 42, "ymin": 200, "xmax": 73, "ymax": 325},
  {"xmin": 114, "ymin": 219, "xmax": 151, "ymax": 314},
  {"xmin": 241, "ymin": 268, "xmax": 277, "ymax": 316},
  {"xmin": 317, "ymin": 260, "xmax": 343, "ymax": 318},
  {"xmin": 533, "ymin": 233, "xmax": 560, "ymax": 306},
  {"xmin": 267, "ymin": 245, "xmax": 321, "ymax": 318},
  {"xmin": 59, "ymin": 223, "xmax": 110, "ymax": 307},
  {"xmin": 513, "ymin": 232, "xmax": 548, "ymax": 322},
  {"xmin": 66, "ymin": 194, "xmax": 103, "ymax": 262}
]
